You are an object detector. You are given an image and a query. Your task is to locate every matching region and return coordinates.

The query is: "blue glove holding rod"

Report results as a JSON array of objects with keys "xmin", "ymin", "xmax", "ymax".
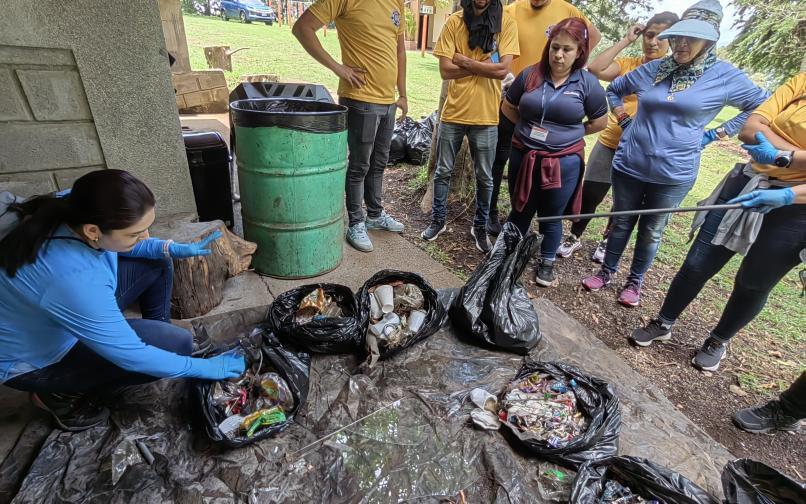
[
  {"xmin": 728, "ymin": 187, "xmax": 795, "ymax": 214},
  {"xmin": 741, "ymin": 132, "xmax": 781, "ymax": 165},
  {"xmin": 169, "ymin": 230, "xmax": 222, "ymax": 258}
]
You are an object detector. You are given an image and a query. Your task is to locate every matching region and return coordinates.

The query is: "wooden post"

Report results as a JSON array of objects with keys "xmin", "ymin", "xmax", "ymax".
[
  {"xmin": 286, "ymin": 0, "xmax": 291, "ymax": 25},
  {"xmin": 420, "ymin": 15, "xmax": 429, "ymax": 57}
]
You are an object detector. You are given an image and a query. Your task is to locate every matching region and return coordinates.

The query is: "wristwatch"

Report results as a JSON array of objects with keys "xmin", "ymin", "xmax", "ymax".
[
  {"xmin": 715, "ymin": 127, "xmax": 727, "ymax": 139},
  {"xmin": 774, "ymin": 150, "xmax": 794, "ymax": 168}
]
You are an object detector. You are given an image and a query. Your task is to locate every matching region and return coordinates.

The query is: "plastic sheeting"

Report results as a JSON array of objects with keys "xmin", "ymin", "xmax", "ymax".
[
  {"xmin": 10, "ymin": 292, "xmax": 737, "ymax": 503},
  {"xmin": 722, "ymin": 458, "xmax": 806, "ymax": 504},
  {"xmin": 571, "ymin": 456, "xmax": 719, "ymax": 504}
]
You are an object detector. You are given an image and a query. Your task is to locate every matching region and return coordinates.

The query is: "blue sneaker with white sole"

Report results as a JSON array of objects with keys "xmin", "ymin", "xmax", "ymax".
[
  {"xmin": 366, "ymin": 211, "xmax": 404, "ymax": 232},
  {"xmin": 346, "ymin": 222, "xmax": 373, "ymax": 252}
]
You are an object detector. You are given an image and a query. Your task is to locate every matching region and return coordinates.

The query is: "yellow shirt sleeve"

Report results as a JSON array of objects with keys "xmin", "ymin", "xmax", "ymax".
[
  {"xmin": 753, "ymin": 73, "xmax": 806, "ymax": 124},
  {"xmin": 397, "ymin": 0, "xmax": 405, "ymax": 36},
  {"xmin": 307, "ymin": 0, "xmax": 347, "ymax": 25},
  {"xmin": 433, "ymin": 16, "xmax": 457, "ymax": 59},
  {"xmin": 499, "ymin": 14, "xmax": 520, "ymax": 57}
]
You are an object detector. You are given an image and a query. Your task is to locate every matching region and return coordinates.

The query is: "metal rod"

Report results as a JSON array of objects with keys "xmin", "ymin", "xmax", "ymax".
[{"xmin": 533, "ymin": 203, "xmax": 743, "ymax": 223}]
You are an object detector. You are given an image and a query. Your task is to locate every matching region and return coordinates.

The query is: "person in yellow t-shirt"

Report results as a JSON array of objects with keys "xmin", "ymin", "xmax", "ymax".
[
  {"xmin": 631, "ymin": 72, "xmax": 806, "ymax": 375},
  {"xmin": 553, "ymin": 12, "xmax": 679, "ymax": 262},
  {"xmin": 293, "ymin": 0, "xmax": 407, "ymax": 253},
  {"xmin": 487, "ymin": 0, "xmax": 601, "ymax": 236},
  {"xmin": 421, "ymin": 0, "xmax": 519, "ymax": 253}
]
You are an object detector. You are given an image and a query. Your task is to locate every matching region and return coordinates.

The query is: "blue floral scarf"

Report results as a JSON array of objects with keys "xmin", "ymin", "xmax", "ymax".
[{"xmin": 654, "ymin": 45, "xmax": 717, "ymax": 93}]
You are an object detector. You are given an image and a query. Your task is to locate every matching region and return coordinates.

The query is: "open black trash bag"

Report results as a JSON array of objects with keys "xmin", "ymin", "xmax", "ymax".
[
  {"xmin": 499, "ymin": 361, "xmax": 620, "ymax": 469},
  {"xmin": 192, "ymin": 325, "xmax": 310, "ymax": 448},
  {"xmin": 358, "ymin": 269, "xmax": 445, "ymax": 363},
  {"xmin": 268, "ymin": 283, "xmax": 365, "ymax": 354},
  {"xmin": 406, "ymin": 112, "xmax": 438, "ymax": 166},
  {"xmin": 450, "ymin": 222, "xmax": 542, "ymax": 355},
  {"xmin": 570, "ymin": 456, "xmax": 719, "ymax": 503},
  {"xmin": 722, "ymin": 459, "xmax": 806, "ymax": 504}
]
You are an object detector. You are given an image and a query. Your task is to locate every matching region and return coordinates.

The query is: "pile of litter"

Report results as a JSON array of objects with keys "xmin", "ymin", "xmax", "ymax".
[
  {"xmin": 210, "ymin": 370, "xmax": 294, "ymax": 439},
  {"xmin": 294, "ymin": 287, "xmax": 342, "ymax": 324},
  {"xmin": 365, "ymin": 282, "xmax": 426, "ymax": 352},
  {"xmin": 598, "ymin": 480, "xmax": 658, "ymax": 503}
]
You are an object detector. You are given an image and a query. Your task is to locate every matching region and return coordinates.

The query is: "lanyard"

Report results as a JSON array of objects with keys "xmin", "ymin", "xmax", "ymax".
[{"xmin": 539, "ymin": 81, "xmax": 566, "ymax": 126}]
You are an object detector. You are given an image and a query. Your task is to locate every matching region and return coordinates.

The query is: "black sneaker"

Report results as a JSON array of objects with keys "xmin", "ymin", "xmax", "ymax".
[
  {"xmin": 31, "ymin": 392, "xmax": 110, "ymax": 432},
  {"xmin": 630, "ymin": 319, "xmax": 672, "ymax": 347},
  {"xmin": 421, "ymin": 220, "xmax": 446, "ymax": 241},
  {"xmin": 692, "ymin": 336, "xmax": 729, "ymax": 372},
  {"xmin": 470, "ymin": 225, "xmax": 492, "ymax": 253},
  {"xmin": 486, "ymin": 212, "xmax": 503, "ymax": 236},
  {"xmin": 535, "ymin": 258, "xmax": 557, "ymax": 287},
  {"xmin": 733, "ymin": 400, "xmax": 801, "ymax": 434}
]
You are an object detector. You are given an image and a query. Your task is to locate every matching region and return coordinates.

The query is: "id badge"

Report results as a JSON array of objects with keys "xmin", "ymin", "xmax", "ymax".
[{"xmin": 530, "ymin": 126, "xmax": 548, "ymax": 141}]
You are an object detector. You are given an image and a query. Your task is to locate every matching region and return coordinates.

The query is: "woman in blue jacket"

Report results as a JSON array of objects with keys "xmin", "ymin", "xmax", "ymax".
[
  {"xmin": 580, "ymin": 0, "xmax": 768, "ymax": 308},
  {"xmin": 0, "ymin": 170, "xmax": 245, "ymax": 431}
]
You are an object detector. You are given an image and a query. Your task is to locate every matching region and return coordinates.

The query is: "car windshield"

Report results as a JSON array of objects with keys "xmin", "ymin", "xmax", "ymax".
[{"xmin": 243, "ymin": 0, "xmax": 266, "ymax": 6}]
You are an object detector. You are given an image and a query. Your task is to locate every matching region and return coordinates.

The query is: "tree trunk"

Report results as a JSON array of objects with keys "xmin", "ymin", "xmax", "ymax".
[
  {"xmin": 151, "ymin": 216, "xmax": 257, "ymax": 319},
  {"xmin": 204, "ymin": 46, "xmax": 232, "ymax": 71}
]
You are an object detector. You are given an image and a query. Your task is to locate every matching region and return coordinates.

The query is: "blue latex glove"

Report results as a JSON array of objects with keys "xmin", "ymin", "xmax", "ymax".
[
  {"xmin": 728, "ymin": 187, "xmax": 795, "ymax": 214},
  {"xmin": 187, "ymin": 349, "xmax": 246, "ymax": 380},
  {"xmin": 701, "ymin": 129, "xmax": 718, "ymax": 148},
  {"xmin": 169, "ymin": 230, "xmax": 222, "ymax": 258},
  {"xmin": 740, "ymin": 132, "xmax": 780, "ymax": 165}
]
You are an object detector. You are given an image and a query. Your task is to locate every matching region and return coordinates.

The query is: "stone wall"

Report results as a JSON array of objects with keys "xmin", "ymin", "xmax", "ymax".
[
  {"xmin": 173, "ymin": 70, "xmax": 230, "ymax": 113},
  {"xmin": 0, "ymin": 0, "xmax": 196, "ymax": 215}
]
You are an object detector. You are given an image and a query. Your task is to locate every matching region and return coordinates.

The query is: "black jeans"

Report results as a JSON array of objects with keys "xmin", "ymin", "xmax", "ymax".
[
  {"xmin": 6, "ymin": 256, "xmax": 193, "ymax": 394},
  {"xmin": 780, "ymin": 372, "xmax": 806, "ymax": 419},
  {"xmin": 659, "ymin": 170, "xmax": 806, "ymax": 341},
  {"xmin": 490, "ymin": 110, "xmax": 515, "ymax": 217}
]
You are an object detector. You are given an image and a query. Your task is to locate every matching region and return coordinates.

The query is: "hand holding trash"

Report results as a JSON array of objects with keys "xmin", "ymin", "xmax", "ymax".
[
  {"xmin": 396, "ymin": 96, "xmax": 408, "ymax": 119},
  {"xmin": 169, "ymin": 231, "xmax": 222, "ymax": 258},
  {"xmin": 741, "ymin": 132, "xmax": 782, "ymax": 165},
  {"xmin": 728, "ymin": 187, "xmax": 795, "ymax": 214},
  {"xmin": 189, "ymin": 349, "xmax": 246, "ymax": 380}
]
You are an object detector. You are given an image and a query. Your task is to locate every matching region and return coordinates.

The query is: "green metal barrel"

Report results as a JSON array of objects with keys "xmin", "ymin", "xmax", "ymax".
[{"xmin": 231, "ymin": 98, "xmax": 348, "ymax": 278}]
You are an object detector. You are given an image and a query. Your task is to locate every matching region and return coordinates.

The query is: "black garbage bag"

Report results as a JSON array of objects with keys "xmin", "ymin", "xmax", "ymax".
[
  {"xmin": 406, "ymin": 112, "xmax": 438, "ymax": 166},
  {"xmin": 449, "ymin": 222, "xmax": 541, "ymax": 354},
  {"xmin": 192, "ymin": 325, "xmax": 310, "ymax": 448},
  {"xmin": 499, "ymin": 361, "xmax": 620, "ymax": 469},
  {"xmin": 722, "ymin": 459, "xmax": 806, "ymax": 504},
  {"xmin": 388, "ymin": 132, "xmax": 407, "ymax": 165},
  {"xmin": 268, "ymin": 283, "xmax": 365, "ymax": 354},
  {"xmin": 357, "ymin": 269, "xmax": 445, "ymax": 364},
  {"xmin": 570, "ymin": 456, "xmax": 719, "ymax": 503}
]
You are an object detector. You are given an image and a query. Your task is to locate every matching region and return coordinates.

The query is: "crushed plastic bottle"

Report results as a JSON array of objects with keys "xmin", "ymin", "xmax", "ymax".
[
  {"xmin": 241, "ymin": 407, "xmax": 287, "ymax": 438},
  {"xmin": 599, "ymin": 480, "xmax": 659, "ymax": 504}
]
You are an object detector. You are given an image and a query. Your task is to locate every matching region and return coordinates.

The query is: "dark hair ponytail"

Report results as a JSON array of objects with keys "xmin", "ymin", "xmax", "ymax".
[{"xmin": 0, "ymin": 169, "xmax": 155, "ymax": 277}]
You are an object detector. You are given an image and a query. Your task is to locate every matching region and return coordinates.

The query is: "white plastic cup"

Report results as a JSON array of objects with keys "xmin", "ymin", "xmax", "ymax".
[
  {"xmin": 370, "ymin": 312, "xmax": 400, "ymax": 337},
  {"xmin": 369, "ymin": 293, "xmax": 383, "ymax": 320},
  {"xmin": 408, "ymin": 309, "xmax": 426, "ymax": 333},
  {"xmin": 374, "ymin": 285, "xmax": 394, "ymax": 314}
]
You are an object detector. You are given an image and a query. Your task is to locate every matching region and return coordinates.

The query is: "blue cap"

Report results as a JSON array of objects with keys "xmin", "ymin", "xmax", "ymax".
[{"xmin": 658, "ymin": 0, "xmax": 723, "ymax": 42}]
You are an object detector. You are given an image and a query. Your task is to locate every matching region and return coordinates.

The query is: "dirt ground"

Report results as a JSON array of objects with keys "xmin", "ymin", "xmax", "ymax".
[{"xmin": 382, "ymin": 163, "xmax": 805, "ymax": 480}]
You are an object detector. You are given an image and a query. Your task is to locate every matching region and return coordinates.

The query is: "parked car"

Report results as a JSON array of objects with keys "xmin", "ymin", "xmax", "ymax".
[{"xmin": 220, "ymin": 0, "xmax": 276, "ymax": 25}]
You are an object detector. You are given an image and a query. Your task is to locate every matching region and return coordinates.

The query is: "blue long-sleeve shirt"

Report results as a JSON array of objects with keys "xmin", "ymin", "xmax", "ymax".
[
  {"xmin": 606, "ymin": 59, "xmax": 768, "ymax": 184},
  {"xmin": 0, "ymin": 225, "xmax": 196, "ymax": 382}
]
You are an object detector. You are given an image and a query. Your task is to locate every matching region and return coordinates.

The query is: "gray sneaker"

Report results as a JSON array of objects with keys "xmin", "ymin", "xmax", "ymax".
[
  {"xmin": 346, "ymin": 222, "xmax": 373, "ymax": 252},
  {"xmin": 630, "ymin": 319, "xmax": 672, "ymax": 347},
  {"xmin": 733, "ymin": 400, "xmax": 801, "ymax": 434},
  {"xmin": 366, "ymin": 211, "xmax": 404, "ymax": 232},
  {"xmin": 692, "ymin": 336, "xmax": 728, "ymax": 371}
]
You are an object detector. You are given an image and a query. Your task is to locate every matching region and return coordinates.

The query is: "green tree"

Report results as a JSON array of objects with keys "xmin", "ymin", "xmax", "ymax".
[
  {"xmin": 726, "ymin": 0, "xmax": 806, "ymax": 85},
  {"xmin": 572, "ymin": 0, "xmax": 652, "ymax": 43}
]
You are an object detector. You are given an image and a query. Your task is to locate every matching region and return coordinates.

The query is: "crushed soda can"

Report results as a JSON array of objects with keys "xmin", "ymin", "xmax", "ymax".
[
  {"xmin": 218, "ymin": 414, "xmax": 245, "ymax": 439},
  {"xmin": 241, "ymin": 407, "xmax": 287, "ymax": 438},
  {"xmin": 259, "ymin": 372, "xmax": 295, "ymax": 412},
  {"xmin": 296, "ymin": 287, "xmax": 343, "ymax": 324}
]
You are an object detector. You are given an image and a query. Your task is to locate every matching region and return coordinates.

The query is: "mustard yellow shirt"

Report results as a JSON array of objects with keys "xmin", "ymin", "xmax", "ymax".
[
  {"xmin": 597, "ymin": 56, "xmax": 645, "ymax": 150},
  {"xmin": 505, "ymin": 0, "xmax": 587, "ymax": 77},
  {"xmin": 751, "ymin": 72, "xmax": 806, "ymax": 182},
  {"xmin": 308, "ymin": 0, "xmax": 404, "ymax": 104},
  {"xmin": 433, "ymin": 11, "xmax": 519, "ymax": 126}
]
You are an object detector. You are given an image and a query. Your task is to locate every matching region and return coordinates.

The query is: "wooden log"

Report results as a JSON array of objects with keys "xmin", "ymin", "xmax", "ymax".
[
  {"xmin": 204, "ymin": 46, "xmax": 232, "ymax": 71},
  {"xmin": 151, "ymin": 215, "xmax": 257, "ymax": 319}
]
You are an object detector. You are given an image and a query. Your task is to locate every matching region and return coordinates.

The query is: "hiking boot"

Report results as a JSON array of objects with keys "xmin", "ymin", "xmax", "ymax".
[
  {"xmin": 470, "ymin": 225, "xmax": 492, "ymax": 253},
  {"xmin": 618, "ymin": 280, "xmax": 642, "ymax": 307},
  {"xmin": 366, "ymin": 211, "xmax": 405, "ymax": 232},
  {"xmin": 346, "ymin": 222, "xmax": 373, "ymax": 252},
  {"xmin": 486, "ymin": 212, "xmax": 503, "ymax": 236},
  {"xmin": 630, "ymin": 318, "xmax": 672, "ymax": 347},
  {"xmin": 421, "ymin": 220, "xmax": 446, "ymax": 242},
  {"xmin": 591, "ymin": 239, "xmax": 607, "ymax": 263},
  {"xmin": 733, "ymin": 400, "xmax": 801, "ymax": 434},
  {"xmin": 582, "ymin": 269, "xmax": 612, "ymax": 291},
  {"xmin": 556, "ymin": 234, "xmax": 582, "ymax": 258},
  {"xmin": 692, "ymin": 336, "xmax": 729, "ymax": 372},
  {"xmin": 31, "ymin": 392, "xmax": 110, "ymax": 432},
  {"xmin": 535, "ymin": 258, "xmax": 557, "ymax": 287}
]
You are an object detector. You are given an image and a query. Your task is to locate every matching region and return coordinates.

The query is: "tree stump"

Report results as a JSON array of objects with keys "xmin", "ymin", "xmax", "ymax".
[
  {"xmin": 203, "ymin": 46, "xmax": 249, "ymax": 71},
  {"xmin": 151, "ymin": 215, "xmax": 257, "ymax": 319}
]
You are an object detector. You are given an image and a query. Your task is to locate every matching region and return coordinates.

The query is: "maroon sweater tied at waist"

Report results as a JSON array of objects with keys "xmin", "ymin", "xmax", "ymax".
[{"xmin": 511, "ymin": 136, "xmax": 586, "ymax": 215}]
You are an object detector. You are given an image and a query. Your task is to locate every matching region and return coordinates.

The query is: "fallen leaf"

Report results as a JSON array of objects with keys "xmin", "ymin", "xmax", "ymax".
[
  {"xmin": 767, "ymin": 350, "xmax": 783, "ymax": 359},
  {"xmin": 729, "ymin": 385, "xmax": 748, "ymax": 397}
]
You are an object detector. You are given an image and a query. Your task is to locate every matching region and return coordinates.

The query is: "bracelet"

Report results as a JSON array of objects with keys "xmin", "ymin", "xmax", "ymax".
[
  {"xmin": 163, "ymin": 239, "xmax": 174, "ymax": 259},
  {"xmin": 398, "ymin": 95, "xmax": 407, "ymax": 99}
]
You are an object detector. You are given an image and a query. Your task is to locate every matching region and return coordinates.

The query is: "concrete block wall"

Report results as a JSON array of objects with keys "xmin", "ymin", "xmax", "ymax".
[
  {"xmin": 0, "ymin": 45, "xmax": 105, "ymax": 196},
  {"xmin": 173, "ymin": 70, "xmax": 229, "ymax": 113}
]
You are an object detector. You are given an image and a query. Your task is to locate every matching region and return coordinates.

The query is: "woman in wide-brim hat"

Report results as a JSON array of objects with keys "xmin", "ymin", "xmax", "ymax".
[{"xmin": 580, "ymin": 0, "xmax": 768, "ymax": 308}]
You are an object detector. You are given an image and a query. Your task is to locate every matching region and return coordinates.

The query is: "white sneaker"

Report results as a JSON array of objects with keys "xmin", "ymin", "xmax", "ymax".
[
  {"xmin": 591, "ymin": 239, "xmax": 607, "ymax": 263},
  {"xmin": 556, "ymin": 234, "xmax": 582, "ymax": 258}
]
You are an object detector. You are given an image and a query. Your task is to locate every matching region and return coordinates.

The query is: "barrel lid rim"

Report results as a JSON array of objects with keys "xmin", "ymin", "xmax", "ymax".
[{"xmin": 229, "ymin": 98, "xmax": 347, "ymax": 115}]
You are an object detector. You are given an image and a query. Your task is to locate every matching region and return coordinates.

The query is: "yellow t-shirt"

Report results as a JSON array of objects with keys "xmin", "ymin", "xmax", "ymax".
[
  {"xmin": 505, "ymin": 0, "xmax": 587, "ymax": 76},
  {"xmin": 751, "ymin": 72, "xmax": 806, "ymax": 182},
  {"xmin": 433, "ymin": 11, "xmax": 519, "ymax": 126},
  {"xmin": 597, "ymin": 56, "xmax": 645, "ymax": 150},
  {"xmin": 308, "ymin": 0, "xmax": 404, "ymax": 104}
]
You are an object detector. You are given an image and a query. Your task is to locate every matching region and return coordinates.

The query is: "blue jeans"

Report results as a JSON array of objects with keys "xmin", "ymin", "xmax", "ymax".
[
  {"xmin": 432, "ymin": 122, "xmax": 497, "ymax": 226},
  {"xmin": 506, "ymin": 147, "xmax": 581, "ymax": 260},
  {"xmin": 603, "ymin": 170, "xmax": 694, "ymax": 284},
  {"xmin": 6, "ymin": 256, "xmax": 193, "ymax": 394},
  {"xmin": 659, "ymin": 167, "xmax": 806, "ymax": 341}
]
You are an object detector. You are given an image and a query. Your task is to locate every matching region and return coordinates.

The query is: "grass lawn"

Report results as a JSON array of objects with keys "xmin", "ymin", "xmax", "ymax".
[{"xmin": 184, "ymin": 12, "xmax": 803, "ymax": 356}]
